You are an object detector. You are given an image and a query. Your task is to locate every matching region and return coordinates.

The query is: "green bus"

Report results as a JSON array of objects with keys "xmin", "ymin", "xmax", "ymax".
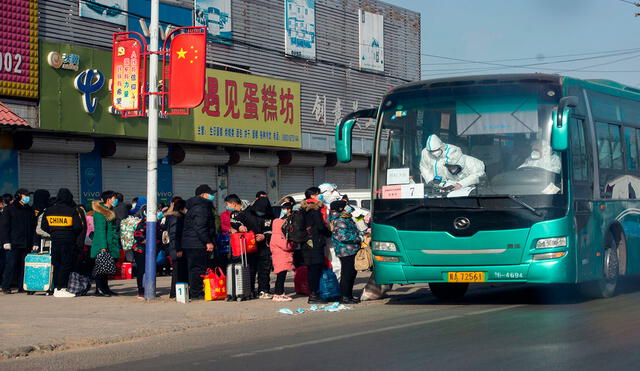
[{"xmin": 336, "ymin": 74, "xmax": 640, "ymax": 300}]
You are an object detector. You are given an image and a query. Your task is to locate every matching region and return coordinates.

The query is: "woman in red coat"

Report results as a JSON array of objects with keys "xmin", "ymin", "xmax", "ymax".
[{"xmin": 270, "ymin": 202, "xmax": 295, "ymax": 302}]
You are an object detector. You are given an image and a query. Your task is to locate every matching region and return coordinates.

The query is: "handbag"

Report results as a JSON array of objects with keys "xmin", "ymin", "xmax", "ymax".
[
  {"xmin": 156, "ymin": 249, "xmax": 169, "ymax": 265},
  {"xmin": 215, "ymin": 232, "xmax": 231, "ymax": 257},
  {"xmin": 93, "ymin": 251, "xmax": 117, "ymax": 277},
  {"xmin": 202, "ymin": 268, "xmax": 227, "ymax": 301},
  {"xmin": 354, "ymin": 242, "xmax": 373, "ymax": 272},
  {"xmin": 319, "ymin": 268, "xmax": 341, "ymax": 301},
  {"xmin": 231, "ymin": 232, "xmax": 257, "ymax": 257},
  {"xmin": 68, "ymin": 272, "xmax": 91, "ymax": 296}
]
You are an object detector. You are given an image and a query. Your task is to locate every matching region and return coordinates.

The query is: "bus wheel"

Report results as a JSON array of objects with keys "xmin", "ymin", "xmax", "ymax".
[
  {"xmin": 429, "ymin": 283, "xmax": 469, "ymax": 301},
  {"xmin": 584, "ymin": 233, "xmax": 619, "ymax": 299}
]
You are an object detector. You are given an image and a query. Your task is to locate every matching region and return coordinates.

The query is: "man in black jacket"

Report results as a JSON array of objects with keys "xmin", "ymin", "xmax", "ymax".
[
  {"xmin": 234, "ymin": 196, "xmax": 274, "ymax": 299},
  {"xmin": 181, "ymin": 184, "xmax": 216, "ymax": 299},
  {"xmin": 0, "ymin": 193, "xmax": 13, "ymax": 282},
  {"xmin": 2, "ymin": 189, "xmax": 35, "ymax": 294},
  {"xmin": 42, "ymin": 188, "xmax": 84, "ymax": 298},
  {"xmin": 300, "ymin": 187, "xmax": 332, "ymax": 304}
]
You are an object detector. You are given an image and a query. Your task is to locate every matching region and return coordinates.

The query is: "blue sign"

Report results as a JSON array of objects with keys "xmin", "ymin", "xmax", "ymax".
[
  {"xmin": 195, "ymin": 0, "xmax": 232, "ymax": 44},
  {"xmin": 79, "ymin": 142, "xmax": 103, "ymax": 207},
  {"xmin": 74, "ymin": 69, "xmax": 105, "ymax": 114},
  {"xmin": 127, "ymin": 0, "xmax": 192, "ymax": 44},
  {"xmin": 285, "ymin": 0, "xmax": 316, "ymax": 59},
  {"xmin": 0, "ymin": 149, "xmax": 18, "ymax": 195}
]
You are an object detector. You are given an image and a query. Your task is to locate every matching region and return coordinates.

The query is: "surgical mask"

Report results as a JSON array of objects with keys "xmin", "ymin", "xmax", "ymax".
[
  {"xmin": 430, "ymin": 149, "xmax": 443, "ymax": 158},
  {"xmin": 22, "ymin": 196, "xmax": 30, "ymax": 204},
  {"xmin": 530, "ymin": 150, "xmax": 541, "ymax": 160},
  {"xmin": 318, "ymin": 194, "xmax": 324, "ymax": 201},
  {"xmin": 345, "ymin": 205, "xmax": 354, "ymax": 214},
  {"xmin": 279, "ymin": 210, "xmax": 288, "ymax": 218},
  {"xmin": 226, "ymin": 206, "xmax": 234, "ymax": 212},
  {"xmin": 157, "ymin": 211, "xmax": 164, "ymax": 220},
  {"xmin": 207, "ymin": 193, "xmax": 215, "ymax": 201},
  {"xmin": 255, "ymin": 211, "xmax": 266, "ymax": 217},
  {"xmin": 113, "ymin": 199, "xmax": 119, "ymax": 207}
]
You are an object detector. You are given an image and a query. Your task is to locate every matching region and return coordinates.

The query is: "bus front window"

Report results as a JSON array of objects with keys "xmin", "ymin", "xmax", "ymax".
[{"xmin": 375, "ymin": 84, "xmax": 564, "ymax": 199}]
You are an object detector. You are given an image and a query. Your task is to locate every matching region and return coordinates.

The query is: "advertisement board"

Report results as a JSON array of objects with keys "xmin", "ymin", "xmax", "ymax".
[
  {"xmin": 79, "ymin": 0, "xmax": 128, "ymax": 26},
  {"xmin": 358, "ymin": 9, "xmax": 384, "ymax": 72},
  {"xmin": 0, "ymin": 0, "xmax": 39, "ymax": 99},
  {"xmin": 194, "ymin": 69, "xmax": 302, "ymax": 148},
  {"xmin": 284, "ymin": 0, "xmax": 316, "ymax": 60},
  {"xmin": 194, "ymin": 0, "xmax": 232, "ymax": 44}
]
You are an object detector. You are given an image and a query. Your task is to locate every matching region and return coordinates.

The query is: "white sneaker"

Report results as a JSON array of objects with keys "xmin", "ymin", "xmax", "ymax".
[{"xmin": 53, "ymin": 288, "xmax": 76, "ymax": 298}]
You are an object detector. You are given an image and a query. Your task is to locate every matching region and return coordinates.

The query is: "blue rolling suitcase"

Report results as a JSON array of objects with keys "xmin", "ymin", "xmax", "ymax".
[{"xmin": 23, "ymin": 240, "xmax": 53, "ymax": 292}]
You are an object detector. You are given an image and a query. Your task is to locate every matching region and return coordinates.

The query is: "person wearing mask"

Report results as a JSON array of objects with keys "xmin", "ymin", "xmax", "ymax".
[
  {"xmin": 181, "ymin": 184, "xmax": 216, "ymax": 300},
  {"xmin": 234, "ymin": 196, "xmax": 274, "ymax": 299},
  {"xmin": 441, "ymin": 151, "xmax": 486, "ymax": 191},
  {"xmin": 270, "ymin": 202, "xmax": 295, "ymax": 302},
  {"xmin": 0, "ymin": 194, "xmax": 14, "ymax": 283},
  {"xmin": 300, "ymin": 187, "xmax": 332, "ymax": 304},
  {"xmin": 132, "ymin": 205, "xmax": 162, "ymax": 299},
  {"xmin": 32, "ymin": 189, "xmax": 51, "ymax": 253},
  {"xmin": 113, "ymin": 193, "xmax": 128, "ymax": 230},
  {"xmin": 41, "ymin": 188, "xmax": 84, "ymax": 298},
  {"xmin": 419, "ymin": 134, "xmax": 463, "ymax": 186},
  {"xmin": 91, "ymin": 191, "xmax": 121, "ymax": 297},
  {"xmin": 2, "ymin": 189, "xmax": 35, "ymax": 294},
  {"xmin": 165, "ymin": 198, "xmax": 187, "ymax": 299},
  {"xmin": 329, "ymin": 201, "xmax": 362, "ymax": 305}
]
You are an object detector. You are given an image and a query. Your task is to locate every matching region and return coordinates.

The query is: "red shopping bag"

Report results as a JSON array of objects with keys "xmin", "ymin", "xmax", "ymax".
[
  {"xmin": 294, "ymin": 265, "xmax": 310, "ymax": 296},
  {"xmin": 231, "ymin": 232, "xmax": 257, "ymax": 257},
  {"xmin": 202, "ymin": 268, "xmax": 227, "ymax": 301}
]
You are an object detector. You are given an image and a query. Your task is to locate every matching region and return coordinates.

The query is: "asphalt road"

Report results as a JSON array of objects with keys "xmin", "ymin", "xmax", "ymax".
[{"xmin": 4, "ymin": 278, "xmax": 640, "ymax": 371}]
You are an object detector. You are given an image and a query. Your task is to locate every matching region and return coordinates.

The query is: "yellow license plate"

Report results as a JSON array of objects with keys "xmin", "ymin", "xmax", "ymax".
[{"xmin": 447, "ymin": 271, "xmax": 485, "ymax": 283}]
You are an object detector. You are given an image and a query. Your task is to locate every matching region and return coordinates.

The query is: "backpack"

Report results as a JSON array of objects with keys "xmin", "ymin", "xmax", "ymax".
[
  {"xmin": 282, "ymin": 210, "xmax": 310, "ymax": 244},
  {"xmin": 120, "ymin": 216, "xmax": 141, "ymax": 251}
]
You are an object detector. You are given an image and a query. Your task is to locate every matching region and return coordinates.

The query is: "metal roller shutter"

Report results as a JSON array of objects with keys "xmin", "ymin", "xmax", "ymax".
[
  {"xmin": 19, "ymin": 152, "xmax": 80, "ymax": 199},
  {"xmin": 279, "ymin": 167, "xmax": 314, "ymax": 198},
  {"xmin": 325, "ymin": 168, "xmax": 357, "ymax": 189},
  {"xmin": 102, "ymin": 158, "xmax": 147, "ymax": 204},
  {"xmin": 228, "ymin": 167, "xmax": 268, "ymax": 201},
  {"xmin": 172, "ymin": 166, "xmax": 217, "ymax": 200}
]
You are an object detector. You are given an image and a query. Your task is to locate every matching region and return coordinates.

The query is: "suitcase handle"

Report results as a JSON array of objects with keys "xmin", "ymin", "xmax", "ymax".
[{"xmin": 39, "ymin": 239, "xmax": 52, "ymax": 254}]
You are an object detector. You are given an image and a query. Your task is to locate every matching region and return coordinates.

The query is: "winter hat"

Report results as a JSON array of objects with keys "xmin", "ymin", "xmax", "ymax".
[
  {"xmin": 56, "ymin": 188, "xmax": 76, "ymax": 207},
  {"xmin": 330, "ymin": 200, "xmax": 346, "ymax": 212},
  {"xmin": 195, "ymin": 184, "xmax": 214, "ymax": 196}
]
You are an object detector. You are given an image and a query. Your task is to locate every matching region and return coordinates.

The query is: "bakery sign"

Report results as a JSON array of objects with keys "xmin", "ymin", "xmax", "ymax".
[{"xmin": 0, "ymin": 0, "xmax": 39, "ymax": 99}]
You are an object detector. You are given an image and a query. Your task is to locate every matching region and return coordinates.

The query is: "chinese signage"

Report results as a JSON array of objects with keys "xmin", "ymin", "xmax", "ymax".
[
  {"xmin": 112, "ymin": 38, "xmax": 142, "ymax": 111},
  {"xmin": 284, "ymin": 0, "xmax": 316, "ymax": 60},
  {"xmin": 359, "ymin": 10, "xmax": 384, "ymax": 72},
  {"xmin": 194, "ymin": 69, "xmax": 301, "ymax": 148},
  {"xmin": 79, "ymin": 0, "xmax": 128, "ymax": 26},
  {"xmin": 0, "ymin": 0, "xmax": 38, "ymax": 99},
  {"xmin": 195, "ymin": 0, "xmax": 232, "ymax": 44}
]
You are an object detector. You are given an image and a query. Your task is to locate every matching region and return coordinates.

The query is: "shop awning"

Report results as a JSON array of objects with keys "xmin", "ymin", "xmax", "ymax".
[{"xmin": 0, "ymin": 102, "xmax": 29, "ymax": 127}]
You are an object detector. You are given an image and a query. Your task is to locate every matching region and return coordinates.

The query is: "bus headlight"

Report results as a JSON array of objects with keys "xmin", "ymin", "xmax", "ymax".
[
  {"xmin": 372, "ymin": 241, "xmax": 398, "ymax": 252},
  {"xmin": 535, "ymin": 237, "xmax": 567, "ymax": 249}
]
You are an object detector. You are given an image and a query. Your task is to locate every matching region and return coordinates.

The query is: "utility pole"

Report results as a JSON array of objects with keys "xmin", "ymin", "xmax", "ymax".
[{"xmin": 144, "ymin": 0, "xmax": 160, "ymax": 300}]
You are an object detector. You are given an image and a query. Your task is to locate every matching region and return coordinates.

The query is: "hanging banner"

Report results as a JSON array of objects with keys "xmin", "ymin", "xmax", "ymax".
[
  {"xmin": 0, "ymin": 0, "xmax": 39, "ymax": 99},
  {"xmin": 79, "ymin": 0, "xmax": 128, "ymax": 26},
  {"xmin": 194, "ymin": 0, "xmax": 232, "ymax": 44},
  {"xmin": 359, "ymin": 9, "xmax": 384, "ymax": 72},
  {"xmin": 194, "ymin": 69, "xmax": 301, "ymax": 148},
  {"xmin": 284, "ymin": 0, "xmax": 316, "ymax": 60},
  {"xmin": 111, "ymin": 38, "xmax": 142, "ymax": 111},
  {"xmin": 168, "ymin": 32, "xmax": 207, "ymax": 109}
]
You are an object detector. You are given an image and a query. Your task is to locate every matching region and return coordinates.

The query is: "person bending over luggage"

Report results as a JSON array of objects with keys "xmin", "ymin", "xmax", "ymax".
[
  {"xmin": 329, "ymin": 201, "xmax": 362, "ymax": 305},
  {"xmin": 41, "ymin": 188, "xmax": 84, "ymax": 298},
  {"xmin": 132, "ymin": 205, "xmax": 162, "ymax": 299},
  {"xmin": 2, "ymin": 189, "xmax": 35, "ymax": 295},
  {"xmin": 233, "ymin": 196, "xmax": 274, "ymax": 299},
  {"xmin": 300, "ymin": 187, "xmax": 332, "ymax": 304},
  {"xmin": 271, "ymin": 202, "xmax": 295, "ymax": 302},
  {"xmin": 91, "ymin": 191, "xmax": 121, "ymax": 297}
]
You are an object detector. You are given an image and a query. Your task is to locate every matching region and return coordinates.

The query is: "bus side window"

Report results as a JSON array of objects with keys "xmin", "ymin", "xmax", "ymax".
[
  {"xmin": 569, "ymin": 118, "xmax": 593, "ymax": 199},
  {"xmin": 596, "ymin": 122, "xmax": 625, "ymax": 199}
]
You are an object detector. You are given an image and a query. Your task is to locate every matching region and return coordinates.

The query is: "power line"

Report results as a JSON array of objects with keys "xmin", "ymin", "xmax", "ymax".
[{"xmin": 618, "ymin": 0, "xmax": 640, "ymax": 6}]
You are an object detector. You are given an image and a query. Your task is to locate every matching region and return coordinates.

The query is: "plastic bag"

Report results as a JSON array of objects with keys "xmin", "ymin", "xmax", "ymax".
[{"xmin": 319, "ymin": 268, "xmax": 340, "ymax": 301}]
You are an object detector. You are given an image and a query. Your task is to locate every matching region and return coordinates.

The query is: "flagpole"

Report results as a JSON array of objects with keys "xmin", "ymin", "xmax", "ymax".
[{"xmin": 144, "ymin": 0, "xmax": 159, "ymax": 300}]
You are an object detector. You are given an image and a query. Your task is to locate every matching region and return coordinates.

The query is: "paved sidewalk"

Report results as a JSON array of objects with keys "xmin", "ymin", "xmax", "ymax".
[{"xmin": 0, "ymin": 273, "xmax": 428, "ymax": 359}]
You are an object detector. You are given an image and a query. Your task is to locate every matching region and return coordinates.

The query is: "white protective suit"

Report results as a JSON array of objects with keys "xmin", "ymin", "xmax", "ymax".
[
  {"xmin": 419, "ymin": 134, "xmax": 463, "ymax": 185},
  {"xmin": 518, "ymin": 142, "xmax": 561, "ymax": 174},
  {"xmin": 442, "ymin": 151, "xmax": 486, "ymax": 188}
]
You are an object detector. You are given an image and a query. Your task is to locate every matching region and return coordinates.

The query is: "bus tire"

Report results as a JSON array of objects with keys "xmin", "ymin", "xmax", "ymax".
[
  {"xmin": 583, "ymin": 232, "xmax": 619, "ymax": 299},
  {"xmin": 429, "ymin": 283, "xmax": 469, "ymax": 301}
]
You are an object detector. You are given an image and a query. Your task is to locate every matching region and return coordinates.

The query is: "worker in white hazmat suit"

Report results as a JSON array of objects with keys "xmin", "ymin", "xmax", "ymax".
[
  {"xmin": 442, "ymin": 151, "xmax": 486, "ymax": 190},
  {"xmin": 518, "ymin": 141, "xmax": 561, "ymax": 174},
  {"xmin": 419, "ymin": 134, "xmax": 463, "ymax": 186}
]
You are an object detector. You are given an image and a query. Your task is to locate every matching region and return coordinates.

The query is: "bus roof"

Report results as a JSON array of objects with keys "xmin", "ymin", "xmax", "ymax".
[{"xmin": 389, "ymin": 73, "xmax": 640, "ymax": 101}]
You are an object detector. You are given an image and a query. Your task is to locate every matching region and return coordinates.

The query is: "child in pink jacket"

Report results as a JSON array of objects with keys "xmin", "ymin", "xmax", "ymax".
[{"xmin": 271, "ymin": 202, "xmax": 295, "ymax": 301}]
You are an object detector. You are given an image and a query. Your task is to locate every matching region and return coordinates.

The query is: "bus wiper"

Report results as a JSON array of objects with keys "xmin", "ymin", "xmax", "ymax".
[
  {"xmin": 386, "ymin": 203, "xmax": 480, "ymax": 221},
  {"xmin": 507, "ymin": 195, "xmax": 542, "ymax": 217}
]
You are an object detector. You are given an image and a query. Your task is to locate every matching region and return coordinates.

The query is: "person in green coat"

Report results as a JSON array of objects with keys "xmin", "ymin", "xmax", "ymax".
[{"xmin": 91, "ymin": 191, "xmax": 120, "ymax": 297}]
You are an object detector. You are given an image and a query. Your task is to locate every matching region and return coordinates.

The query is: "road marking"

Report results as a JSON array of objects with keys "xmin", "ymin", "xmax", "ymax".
[{"xmin": 231, "ymin": 304, "xmax": 522, "ymax": 358}]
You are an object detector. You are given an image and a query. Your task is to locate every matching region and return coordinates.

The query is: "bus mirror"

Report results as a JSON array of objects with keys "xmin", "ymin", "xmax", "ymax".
[
  {"xmin": 552, "ymin": 96, "xmax": 578, "ymax": 151},
  {"xmin": 335, "ymin": 108, "xmax": 377, "ymax": 163}
]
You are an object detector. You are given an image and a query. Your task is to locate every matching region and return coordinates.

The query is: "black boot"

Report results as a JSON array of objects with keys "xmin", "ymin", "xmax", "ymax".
[
  {"xmin": 340, "ymin": 296, "xmax": 359, "ymax": 305},
  {"xmin": 308, "ymin": 294, "xmax": 327, "ymax": 304}
]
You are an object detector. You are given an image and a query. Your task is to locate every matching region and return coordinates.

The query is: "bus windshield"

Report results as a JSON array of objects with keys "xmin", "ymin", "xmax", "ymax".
[{"xmin": 375, "ymin": 83, "xmax": 565, "ymax": 200}]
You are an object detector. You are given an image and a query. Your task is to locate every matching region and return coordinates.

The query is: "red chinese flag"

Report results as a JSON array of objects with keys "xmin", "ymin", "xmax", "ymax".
[{"xmin": 168, "ymin": 32, "xmax": 206, "ymax": 109}]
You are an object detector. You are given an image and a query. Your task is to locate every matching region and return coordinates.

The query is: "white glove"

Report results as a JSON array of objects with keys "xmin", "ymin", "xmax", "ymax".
[
  {"xmin": 32, "ymin": 245, "xmax": 39, "ymax": 252},
  {"xmin": 2, "ymin": 243, "xmax": 10, "ymax": 250}
]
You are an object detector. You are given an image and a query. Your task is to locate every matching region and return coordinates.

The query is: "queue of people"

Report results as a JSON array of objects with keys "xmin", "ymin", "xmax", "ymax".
[{"xmin": 0, "ymin": 182, "xmax": 369, "ymax": 305}]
